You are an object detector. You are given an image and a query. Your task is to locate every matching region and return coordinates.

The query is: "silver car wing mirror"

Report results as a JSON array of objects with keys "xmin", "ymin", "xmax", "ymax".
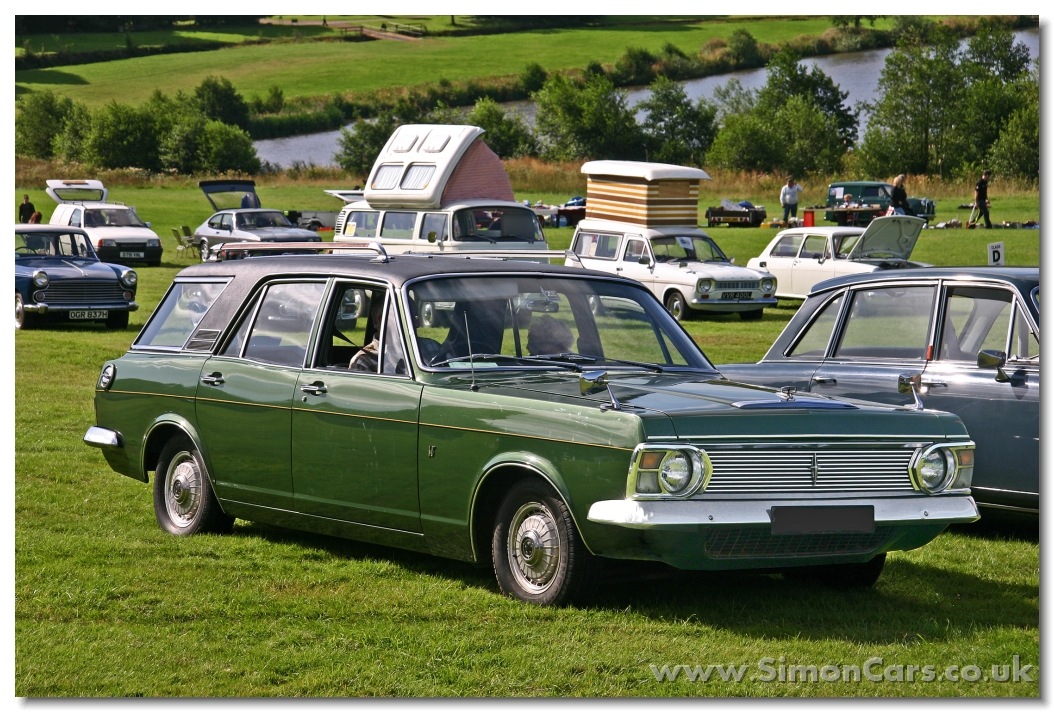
[
  {"xmin": 580, "ymin": 370, "xmax": 621, "ymax": 411},
  {"xmin": 977, "ymin": 349, "xmax": 1010, "ymax": 382},
  {"xmin": 898, "ymin": 372, "xmax": 925, "ymax": 411}
]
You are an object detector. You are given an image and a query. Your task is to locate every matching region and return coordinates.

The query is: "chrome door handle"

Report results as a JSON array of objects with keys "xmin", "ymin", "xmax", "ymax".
[
  {"xmin": 200, "ymin": 373, "xmax": 224, "ymax": 386},
  {"xmin": 300, "ymin": 382, "xmax": 328, "ymax": 396},
  {"xmin": 811, "ymin": 376, "xmax": 837, "ymax": 384}
]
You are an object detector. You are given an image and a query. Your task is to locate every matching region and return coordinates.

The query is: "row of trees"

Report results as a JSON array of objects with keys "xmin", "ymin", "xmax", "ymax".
[{"xmin": 15, "ymin": 77, "xmax": 261, "ymax": 174}]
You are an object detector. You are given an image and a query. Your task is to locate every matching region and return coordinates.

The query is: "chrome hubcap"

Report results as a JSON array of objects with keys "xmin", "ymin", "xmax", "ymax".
[
  {"xmin": 15, "ymin": 296, "xmax": 24, "ymax": 328},
  {"xmin": 165, "ymin": 451, "xmax": 202, "ymax": 527},
  {"xmin": 508, "ymin": 502, "xmax": 561, "ymax": 593},
  {"xmin": 669, "ymin": 299, "xmax": 682, "ymax": 319}
]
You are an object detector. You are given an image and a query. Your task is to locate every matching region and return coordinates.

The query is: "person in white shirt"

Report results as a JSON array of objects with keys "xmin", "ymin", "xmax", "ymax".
[{"xmin": 780, "ymin": 178, "xmax": 804, "ymax": 224}]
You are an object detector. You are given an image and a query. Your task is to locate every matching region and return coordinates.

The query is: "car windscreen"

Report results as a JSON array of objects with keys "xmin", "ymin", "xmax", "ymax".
[
  {"xmin": 135, "ymin": 282, "xmax": 228, "ymax": 349},
  {"xmin": 407, "ymin": 276, "xmax": 712, "ymax": 371},
  {"xmin": 84, "ymin": 208, "xmax": 146, "ymax": 228},
  {"xmin": 651, "ymin": 236, "xmax": 728, "ymax": 263},
  {"xmin": 451, "ymin": 207, "xmax": 543, "ymax": 243},
  {"xmin": 16, "ymin": 231, "xmax": 96, "ymax": 259},
  {"xmin": 235, "ymin": 211, "xmax": 293, "ymax": 230}
]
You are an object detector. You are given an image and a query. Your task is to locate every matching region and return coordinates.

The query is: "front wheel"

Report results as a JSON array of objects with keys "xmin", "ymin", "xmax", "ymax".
[
  {"xmin": 200, "ymin": 240, "xmax": 210, "ymax": 262},
  {"xmin": 153, "ymin": 434, "xmax": 234, "ymax": 536},
  {"xmin": 739, "ymin": 308, "xmax": 764, "ymax": 321},
  {"xmin": 15, "ymin": 293, "xmax": 29, "ymax": 330},
  {"xmin": 492, "ymin": 480, "xmax": 596, "ymax": 606},
  {"xmin": 784, "ymin": 553, "xmax": 886, "ymax": 588},
  {"xmin": 665, "ymin": 291, "xmax": 690, "ymax": 322}
]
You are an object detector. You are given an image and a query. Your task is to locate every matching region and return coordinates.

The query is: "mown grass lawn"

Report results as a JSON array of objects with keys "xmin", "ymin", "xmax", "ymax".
[
  {"xmin": 15, "ymin": 182, "xmax": 1039, "ymax": 696},
  {"xmin": 15, "ymin": 17, "xmax": 852, "ymax": 106}
]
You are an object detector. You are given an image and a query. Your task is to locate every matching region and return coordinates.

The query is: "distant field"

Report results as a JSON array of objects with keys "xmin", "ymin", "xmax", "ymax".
[{"xmin": 15, "ymin": 17, "xmax": 852, "ymax": 106}]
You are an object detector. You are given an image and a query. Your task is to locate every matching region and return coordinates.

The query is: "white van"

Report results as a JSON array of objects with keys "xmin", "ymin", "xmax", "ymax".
[
  {"xmin": 45, "ymin": 179, "xmax": 163, "ymax": 266},
  {"xmin": 333, "ymin": 124, "xmax": 549, "ymax": 256}
]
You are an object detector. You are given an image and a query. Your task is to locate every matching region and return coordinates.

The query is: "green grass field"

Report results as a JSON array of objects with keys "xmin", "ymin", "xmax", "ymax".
[
  {"xmin": 14, "ymin": 182, "xmax": 1039, "ymax": 696},
  {"xmin": 15, "ymin": 17, "xmax": 850, "ymax": 105}
]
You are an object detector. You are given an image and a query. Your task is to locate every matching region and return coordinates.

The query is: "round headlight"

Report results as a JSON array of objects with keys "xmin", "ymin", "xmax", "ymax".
[
  {"xmin": 697, "ymin": 278, "xmax": 714, "ymax": 294},
  {"xmin": 99, "ymin": 239, "xmax": 117, "ymax": 247},
  {"xmin": 120, "ymin": 270, "xmax": 138, "ymax": 288},
  {"xmin": 659, "ymin": 453, "xmax": 692, "ymax": 494},
  {"xmin": 917, "ymin": 448, "xmax": 955, "ymax": 493},
  {"xmin": 761, "ymin": 277, "xmax": 776, "ymax": 293},
  {"xmin": 32, "ymin": 270, "xmax": 49, "ymax": 289}
]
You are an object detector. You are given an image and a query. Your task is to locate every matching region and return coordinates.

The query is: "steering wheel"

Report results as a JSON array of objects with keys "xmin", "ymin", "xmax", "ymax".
[{"xmin": 15, "ymin": 246, "xmax": 39, "ymax": 254}]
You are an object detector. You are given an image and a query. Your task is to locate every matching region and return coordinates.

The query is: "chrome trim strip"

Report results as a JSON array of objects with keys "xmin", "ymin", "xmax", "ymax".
[
  {"xmin": 421, "ymin": 421, "xmax": 633, "ymax": 452},
  {"xmin": 587, "ymin": 494, "xmax": 980, "ymax": 529}
]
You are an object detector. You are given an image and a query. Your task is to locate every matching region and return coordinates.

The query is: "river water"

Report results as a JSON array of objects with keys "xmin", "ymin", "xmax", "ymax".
[{"xmin": 255, "ymin": 27, "xmax": 1039, "ymax": 168}]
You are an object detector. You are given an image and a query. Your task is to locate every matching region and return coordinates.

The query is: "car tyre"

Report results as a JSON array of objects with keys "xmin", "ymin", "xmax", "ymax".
[
  {"xmin": 587, "ymin": 294, "xmax": 606, "ymax": 316},
  {"xmin": 15, "ymin": 293, "xmax": 30, "ymax": 330},
  {"xmin": 200, "ymin": 240, "xmax": 210, "ymax": 262},
  {"xmin": 492, "ymin": 479, "xmax": 596, "ymax": 606},
  {"xmin": 784, "ymin": 553, "xmax": 886, "ymax": 588},
  {"xmin": 665, "ymin": 291, "xmax": 690, "ymax": 322},
  {"xmin": 739, "ymin": 309, "xmax": 764, "ymax": 321},
  {"xmin": 153, "ymin": 434, "xmax": 234, "ymax": 536},
  {"xmin": 105, "ymin": 311, "xmax": 129, "ymax": 330}
]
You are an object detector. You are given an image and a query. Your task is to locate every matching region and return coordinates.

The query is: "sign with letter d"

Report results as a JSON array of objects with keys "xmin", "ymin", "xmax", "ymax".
[{"xmin": 988, "ymin": 242, "xmax": 1005, "ymax": 266}]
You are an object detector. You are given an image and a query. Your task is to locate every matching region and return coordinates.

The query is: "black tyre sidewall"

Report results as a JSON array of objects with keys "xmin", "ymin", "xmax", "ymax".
[
  {"xmin": 153, "ymin": 434, "xmax": 233, "ymax": 536},
  {"xmin": 492, "ymin": 480, "xmax": 592, "ymax": 606},
  {"xmin": 665, "ymin": 292, "xmax": 688, "ymax": 321}
]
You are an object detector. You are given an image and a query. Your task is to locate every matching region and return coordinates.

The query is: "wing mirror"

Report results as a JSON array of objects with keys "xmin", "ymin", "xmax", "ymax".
[
  {"xmin": 580, "ymin": 370, "xmax": 621, "ymax": 411},
  {"xmin": 977, "ymin": 349, "xmax": 1010, "ymax": 382},
  {"xmin": 898, "ymin": 372, "xmax": 925, "ymax": 410},
  {"xmin": 729, "ymin": 257, "xmax": 736, "ymax": 264},
  {"xmin": 145, "ymin": 222, "xmax": 152, "ymax": 228},
  {"xmin": 638, "ymin": 256, "xmax": 652, "ymax": 265}
]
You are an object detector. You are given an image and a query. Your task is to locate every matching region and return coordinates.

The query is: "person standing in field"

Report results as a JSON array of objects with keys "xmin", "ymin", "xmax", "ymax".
[
  {"xmin": 970, "ymin": 169, "xmax": 993, "ymax": 229},
  {"xmin": 890, "ymin": 174, "xmax": 911, "ymax": 215},
  {"xmin": 18, "ymin": 194, "xmax": 35, "ymax": 223},
  {"xmin": 780, "ymin": 178, "xmax": 804, "ymax": 224}
]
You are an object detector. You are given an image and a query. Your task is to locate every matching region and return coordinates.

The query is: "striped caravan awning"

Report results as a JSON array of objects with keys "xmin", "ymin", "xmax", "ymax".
[{"xmin": 586, "ymin": 176, "xmax": 700, "ymax": 227}]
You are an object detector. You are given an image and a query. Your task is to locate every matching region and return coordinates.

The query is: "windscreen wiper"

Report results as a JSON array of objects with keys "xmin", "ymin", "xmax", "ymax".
[
  {"xmin": 463, "ymin": 233, "xmax": 498, "ymax": 244},
  {"xmin": 429, "ymin": 353, "xmax": 582, "ymax": 371}
]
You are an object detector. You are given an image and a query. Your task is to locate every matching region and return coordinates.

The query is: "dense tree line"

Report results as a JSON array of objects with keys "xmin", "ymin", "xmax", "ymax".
[
  {"xmin": 15, "ymin": 16, "xmax": 260, "ymax": 35},
  {"xmin": 15, "ymin": 76, "xmax": 260, "ymax": 174}
]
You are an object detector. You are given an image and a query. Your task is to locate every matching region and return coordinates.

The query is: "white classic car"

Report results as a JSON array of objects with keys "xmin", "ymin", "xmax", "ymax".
[
  {"xmin": 747, "ymin": 215, "xmax": 928, "ymax": 299},
  {"xmin": 564, "ymin": 161, "xmax": 777, "ymax": 321},
  {"xmin": 45, "ymin": 179, "xmax": 163, "ymax": 266}
]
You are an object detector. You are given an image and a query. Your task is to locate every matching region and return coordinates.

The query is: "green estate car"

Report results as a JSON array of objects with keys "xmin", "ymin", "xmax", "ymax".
[
  {"xmin": 84, "ymin": 247, "xmax": 979, "ymax": 605},
  {"xmin": 825, "ymin": 181, "xmax": 937, "ymax": 224}
]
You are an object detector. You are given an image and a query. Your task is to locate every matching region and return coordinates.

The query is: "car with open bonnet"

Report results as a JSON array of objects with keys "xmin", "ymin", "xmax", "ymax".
[
  {"xmin": 85, "ymin": 245, "xmax": 979, "ymax": 605},
  {"xmin": 15, "ymin": 224, "xmax": 138, "ymax": 329},
  {"xmin": 566, "ymin": 161, "xmax": 777, "ymax": 321}
]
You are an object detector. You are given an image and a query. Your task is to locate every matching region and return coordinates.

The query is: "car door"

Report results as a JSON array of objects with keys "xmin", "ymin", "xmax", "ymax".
[
  {"xmin": 920, "ymin": 284, "xmax": 1039, "ymax": 509},
  {"xmin": 759, "ymin": 232, "xmax": 803, "ymax": 296},
  {"xmin": 616, "ymin": 236, "xmax": 656, "ymax": 294},
  {"xmin": 196, "ymin": 280, "xmax": 328, "ymax": 511},
  {"xmin": 572, "ymin": 231, "xmax": 624, "ymax": 275},
  {"xmin": 291, "ymin": 282, "xmax": 422, "ymax": 532},
  {"xmin": 791, "ymin": 235, "xmax": 836, "ymax": 296},
  {"xmin": 809, "ymin": 281, "xmax": 940, "ymax": 406}
]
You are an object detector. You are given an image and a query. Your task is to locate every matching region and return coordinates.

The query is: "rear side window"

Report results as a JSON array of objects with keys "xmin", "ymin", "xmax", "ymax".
[
  {"xmin": 136, "ymin": 282, "xmax": 228, "ymax": 349},
  {"xmin": 380, "ymin": 212, "xmax": 416, "ymax": 239},
  {"xmin": 770, "ymin": 234, "xmax": 804, "ymax": 257},
  {"xmin": 834, "ymin": 286, "xmax": 937, "ymax": 360},
  {"xmin": 421, "ymin": 213, "xmax": 448, "ymax": 242},
  {"xmin": 573, "ymin": 232, "xmax": 621, "ymax": 259},
  {"xmin": 243, "ymin": 283, "xmax": 326, "ymax": 367},
  {"xmin": 344, "ymin": 211, "xmax": 379, "ymax": 237}
]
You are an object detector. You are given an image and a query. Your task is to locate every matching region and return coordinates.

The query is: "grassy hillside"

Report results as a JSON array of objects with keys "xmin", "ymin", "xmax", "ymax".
[{"xmin": 15, "ymin": 17, "xmax": 850, "ymax": 105}]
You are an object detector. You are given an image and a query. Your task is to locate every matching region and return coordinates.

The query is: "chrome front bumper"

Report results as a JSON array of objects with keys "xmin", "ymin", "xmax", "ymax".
[
  {"xmin": 587, "ymin": 494, "xmax": 979, "ymax": 530},
  {"xmin": 23, "ymin": 302, "xmax": 138, "ymax": 314},
  {"xmin": 690, "ymin": 297, "xmax": 779, "ymax": 308}
]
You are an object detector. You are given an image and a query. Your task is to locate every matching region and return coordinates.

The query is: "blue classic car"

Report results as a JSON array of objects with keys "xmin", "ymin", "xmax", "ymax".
[
  {"xmin": 15, "ymin": 224, "xmax": 139, "ymax": 329},
  {"xmin": 719, "ymin": 267, "xmax": 1039, "ymax": 515}
]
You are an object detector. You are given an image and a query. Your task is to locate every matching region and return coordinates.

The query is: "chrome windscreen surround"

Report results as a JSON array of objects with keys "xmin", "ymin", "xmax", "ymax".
[
  {"xmin": 909, "ymin": 441, "xmax": 975, "ymax": 494},
  {"xmin": 627, "ymin": 443, "xmax": 712, "ymax": 500}
]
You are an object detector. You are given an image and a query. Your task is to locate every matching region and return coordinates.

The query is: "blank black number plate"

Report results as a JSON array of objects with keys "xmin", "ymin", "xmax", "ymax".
[{"xmin": 771, "ymin": 505, "xmax": 875, "ymax": 535}]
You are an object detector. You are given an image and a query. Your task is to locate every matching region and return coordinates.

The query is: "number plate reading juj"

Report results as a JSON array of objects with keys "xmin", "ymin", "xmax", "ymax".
[{"xmin": 69, "ymin": 310, "xmax": 108, "ymax": 320}]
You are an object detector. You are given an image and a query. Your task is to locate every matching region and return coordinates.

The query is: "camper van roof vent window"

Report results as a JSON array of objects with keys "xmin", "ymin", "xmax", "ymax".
[
  {"xmin": 372, "ymin": 164, "xmax": 403, "ymax": 190},
  {"xmin": 401, "ymin": 164, "xmax": 437, "ymax": 191},
  {"xmin": 391, "ymin": 133, "xmax": 418, "ymax": 153},
  {"xmin": 422, "ymin": 133, "xmax": 450, "ymax": 153}
]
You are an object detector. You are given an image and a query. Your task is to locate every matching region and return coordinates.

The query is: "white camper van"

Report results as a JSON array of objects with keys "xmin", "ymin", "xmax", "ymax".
[{"xmin": 333, "ymin": 125, "xmax": 549, "ymax": 255}]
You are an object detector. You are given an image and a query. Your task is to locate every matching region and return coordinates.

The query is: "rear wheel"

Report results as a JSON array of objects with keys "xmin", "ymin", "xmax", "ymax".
[
  {"xmin": 739, "ymin": 309, "xmax": 764, "ymax": 321},
  {"xmin": 200, "ymin": 240, "xmax": 210, "ymax": 262},
  {"xmin": 784, "ymin": 553, "xmax": 886, "ymax": 588},
  {"xmin": 15, "ymin": 293, "xmax": 29, "ymax": 330},
  {"xmin": 153, "ymin": 434, "xmax": 234, "ymax": 536},
  {"xmin": 665, "ymin": 291, "xmax": 690, "ymax": 322},
  {"xmin": 492, "ymin": 480, "xmax": 596, "ymax": 606},
  {"xmin": 105, "ymin": 311, "xmax": 129, "ymax": 330}
]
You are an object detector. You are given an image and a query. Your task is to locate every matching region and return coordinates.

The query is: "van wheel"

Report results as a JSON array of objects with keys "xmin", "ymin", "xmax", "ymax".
[
  {"xmin": 665, "ymin": 291, "xmax": 689, "ymax": 321},
  {"xmin": 492, "ymin": 480, "xmax": 596, "ymax": 606},
  {"xmin": 784, "ymin": 553, "xmax": 886, "ymax": 588},
  {"xmin": 153, "ymin": 434, "xmax": 234, "ymax": 536},
  {"xmin": 739, "ymin": 309, "xmax": 764, "ymax": 321}
]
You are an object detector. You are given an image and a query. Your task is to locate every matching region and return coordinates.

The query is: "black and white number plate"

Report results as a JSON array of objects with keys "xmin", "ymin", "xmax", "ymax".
[
  {"xmin": 119, "ymin": 251, "xmax": 145, "ymax": 259},
  {"xmin": 721, "ymin": 291, "xmax": 753, "ymax": 300},
  {"xmin": 69, "ymin": 310, "xmax": 108, "ymax": 320}
]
